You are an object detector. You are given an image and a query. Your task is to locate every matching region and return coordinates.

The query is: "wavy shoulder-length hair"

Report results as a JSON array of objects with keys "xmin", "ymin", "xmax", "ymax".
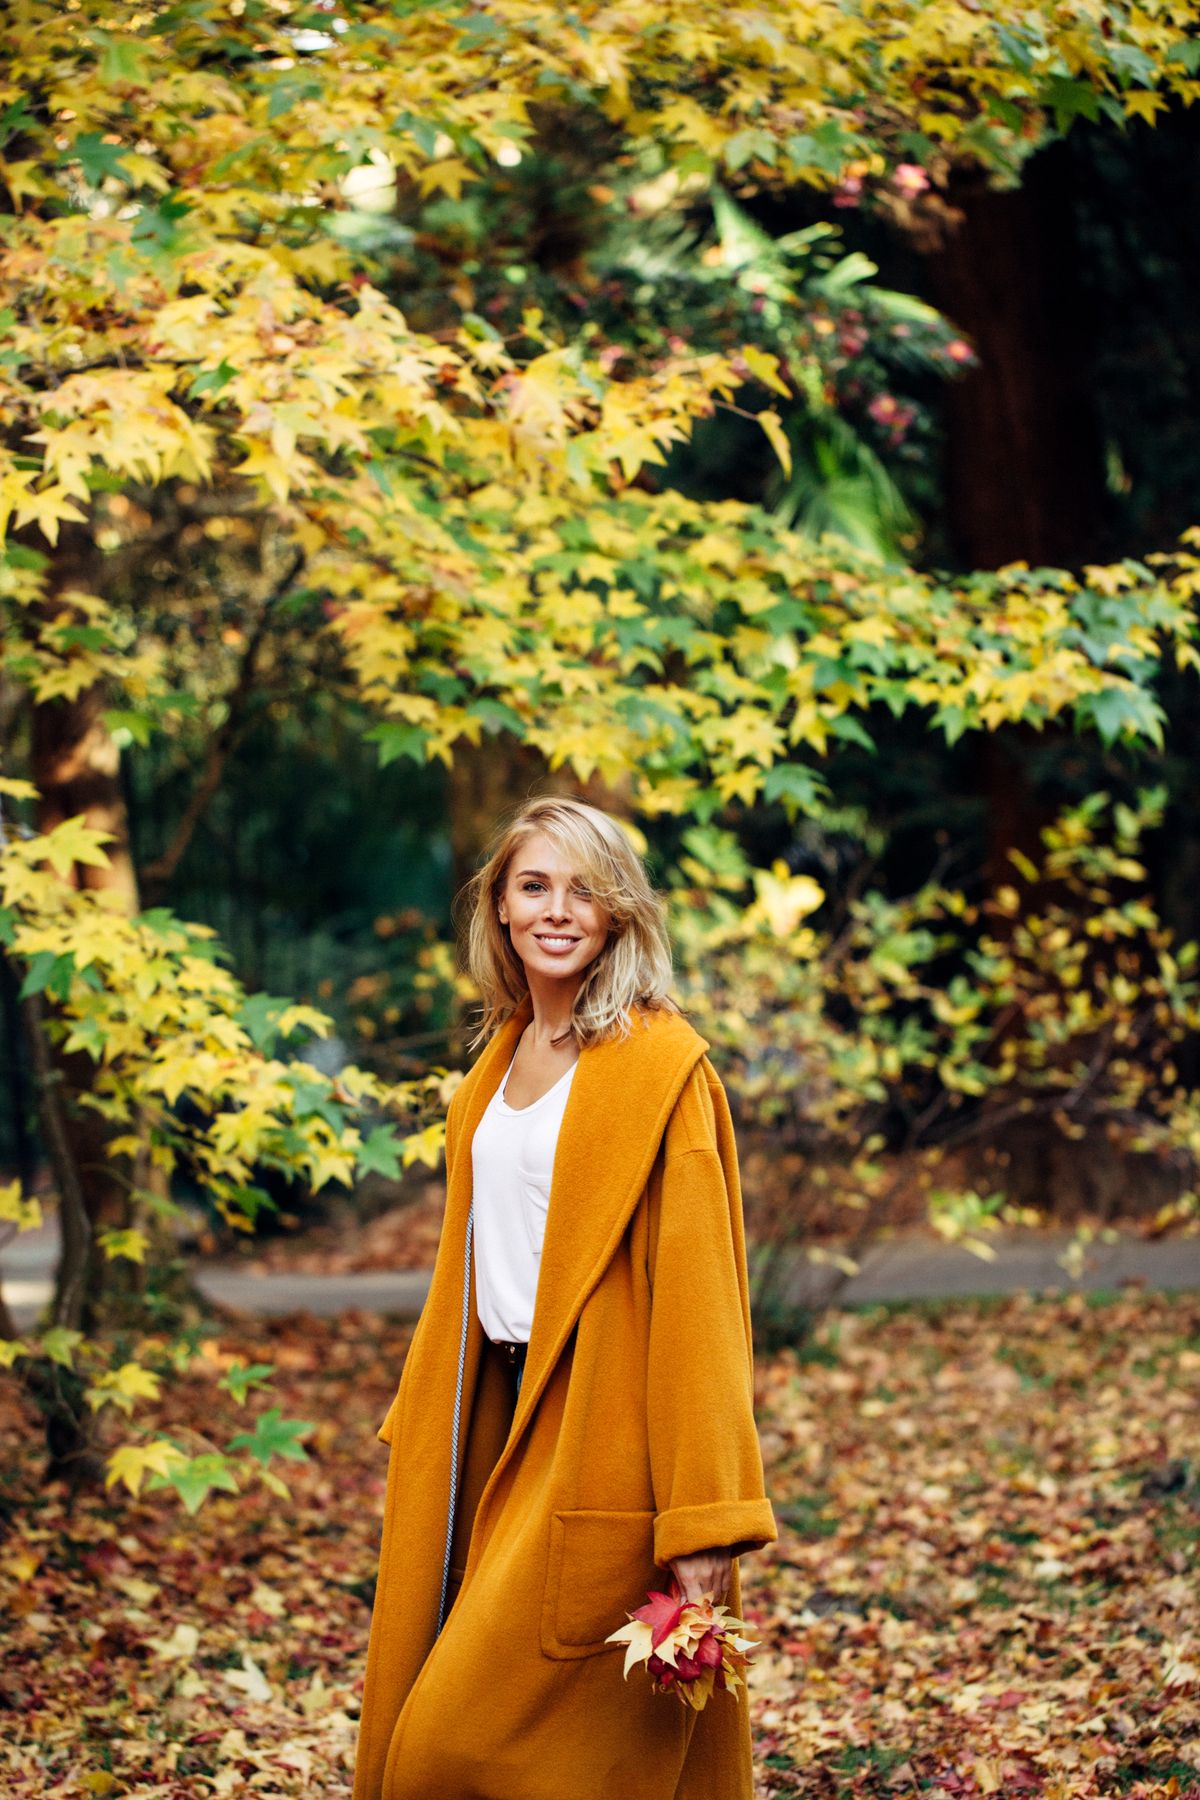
[{"xmin": 458, "ymin": 796, "xmax": 679, "ymax": 1050}]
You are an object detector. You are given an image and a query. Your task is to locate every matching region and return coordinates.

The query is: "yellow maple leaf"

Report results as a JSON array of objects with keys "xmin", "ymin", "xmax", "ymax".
[
  {"xmin": 97, "ymin": 1227, "xmax": 150, "ymax": 1264},
  {"xmin": 741, "ymin": 345, "xmax": 790, "ymax": 398},
  {"xmin": 749, "ymin": 863, "xmax": 826, "ymax": 937},
  {"xmin": 758, "ymin": 410, "xmax": 792, "ymax": 477},
  {"xmin": 39, "ymin": 816, "xmax": 114, "ymax": 878},
  {"xmin": 105, "ymin": 1439, "xmax": 186, "ymax": 1496},
  {"xmin": 415, "ymin": 158, "xmax": 478, "ymax": 200}
]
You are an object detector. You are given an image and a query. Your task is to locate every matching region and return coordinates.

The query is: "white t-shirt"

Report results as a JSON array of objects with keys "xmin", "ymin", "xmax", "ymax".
[{"xmin": 470, "ymin": 1048, "xmax": 577, "ymax": 1343}]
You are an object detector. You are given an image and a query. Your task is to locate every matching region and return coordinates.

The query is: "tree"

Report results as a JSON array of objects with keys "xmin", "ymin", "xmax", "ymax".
[{"xmin": 2, "ymin": 0, "xmax": 1200, "ymax": 1493}]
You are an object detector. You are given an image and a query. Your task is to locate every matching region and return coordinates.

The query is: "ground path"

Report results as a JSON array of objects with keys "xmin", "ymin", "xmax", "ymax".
[{"xmin": 5, "ymin": 1215, "xmax": 1199, "ymax": 1332}]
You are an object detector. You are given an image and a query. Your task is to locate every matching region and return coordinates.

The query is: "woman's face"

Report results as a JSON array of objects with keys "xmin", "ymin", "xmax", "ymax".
[{"xmin": 497, "ymin": 831, "xmax": 610, "ymax": 984}]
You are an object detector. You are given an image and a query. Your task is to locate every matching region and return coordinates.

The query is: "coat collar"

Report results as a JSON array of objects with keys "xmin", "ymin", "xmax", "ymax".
[{"xmin": 443, "ymin": 997, "xmax": 710, "ymax": 1506}]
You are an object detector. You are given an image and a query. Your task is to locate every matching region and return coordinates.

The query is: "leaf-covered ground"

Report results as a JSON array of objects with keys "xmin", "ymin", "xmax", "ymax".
[{"xmin": 1, "ymin": 1288, "xmax": 1197, "ymax": 1798}]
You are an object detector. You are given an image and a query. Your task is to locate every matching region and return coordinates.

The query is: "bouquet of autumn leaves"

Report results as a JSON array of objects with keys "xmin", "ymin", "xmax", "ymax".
[{"xmin": 606, "ymin": 1582, "xmax": 758, "ymax": 1709}]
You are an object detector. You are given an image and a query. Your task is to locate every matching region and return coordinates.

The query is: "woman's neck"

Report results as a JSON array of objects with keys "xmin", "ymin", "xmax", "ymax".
[{"xmin": 523, "ymin": 973, "xmax": 579, "ymax": 1047}]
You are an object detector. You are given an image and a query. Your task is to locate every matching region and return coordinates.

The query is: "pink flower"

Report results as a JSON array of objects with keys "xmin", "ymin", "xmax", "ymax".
[{"xmin": 893, "ymin": 162, "xmax": 930, "ymax": 198}]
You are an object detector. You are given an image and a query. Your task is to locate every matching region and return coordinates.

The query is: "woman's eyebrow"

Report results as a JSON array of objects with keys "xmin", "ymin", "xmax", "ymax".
[{"xmin": 514, "ymin": 869, "xmax": 585, "ymax": 881}]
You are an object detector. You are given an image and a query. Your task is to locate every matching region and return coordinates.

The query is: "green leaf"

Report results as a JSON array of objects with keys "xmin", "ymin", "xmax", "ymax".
[
  {"xmin": 188, "ymin": 360, "xmax": 238, "ymax": 398},
  {"xmin": 266, "ymin": 73, "xmax": 324, "ymax": 121},
  {"xmin": 94, "ymin": 31, "xmax": 149, "ymax": 87},
  {"xmin": 826, "ymin": 713, "xmax": 876, "ymax": 752},
  {"xmin": 0, "ymin": 99, "xmax": 35, "ymax": 149},
  {"xmin": 467, "ymin": 698, "xmax": 526, "ymax": 737},
  {"xmin": 762, "ymin": 762, "xmax": 826, "ymax": 813},
  {"xmin": 1041, "ymin": 76, "xmax": 1100, "ymax": 133},
  {"xmin": 226, "ymin": 1407, "xmax": 314, "ymax": 1468},
  {"xmin": 65, "ymin": 133, "xmax": 133, "ymax": 185},
  {"xmin": 39, "ymin": 1327, "xmax": 84, "ymax": 1369},
  {"xmin": 219, "ymin": 1360, "xmax": 276, "ymax": 1405},
  {"xmin": 102, "ymin": 708, "xmax": 154, "ymax": 748},
  {"xmin": 235, "ymin": 993, "xmax": 297, "ymax": 1054},
  {"xmin": 357, "ymin": 1126, "xmax": 403, "ymax": 1181},
  {"xmin": 1078, "ymin": 685, "xmax": 1165, "ymax": 749},
  {"xmin": 723, "ymin": 128, "xmax": 776, "ymax": 171},
  {"xmin": 149, "ymin": 1452, "xmax": 240, "ymax": 1515},
  {"xmin": 131, "ymin": 193, "xmax": 194, "ymax": 260},
  {"xmin": 366, "ymin": 722, "xmax": 429, "ymax": 767},
  {"xmin": 62, "ymin": 1014, "xmax": 107, "ymax": 1058},
  {"xmin": 19, "ymin": 950, "xmax": 74, "ymax": 1001}
]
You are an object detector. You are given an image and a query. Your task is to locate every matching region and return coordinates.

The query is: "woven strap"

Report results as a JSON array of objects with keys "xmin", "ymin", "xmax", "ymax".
[{"xmin": 435, "ymin": 1198, "xmax": 474, "ymax": 1637}]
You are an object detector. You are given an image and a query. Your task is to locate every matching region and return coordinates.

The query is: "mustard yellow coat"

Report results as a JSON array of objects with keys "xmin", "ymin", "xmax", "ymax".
[{"xmin": 352, "ymin": 1001, "xmax": 777, "ymax": 1800}]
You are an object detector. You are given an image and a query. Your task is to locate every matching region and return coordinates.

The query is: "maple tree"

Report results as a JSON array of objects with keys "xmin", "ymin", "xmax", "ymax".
[{"xmin": 2, "ymin": 0, "xmax": 1200, "ymax": 1505}]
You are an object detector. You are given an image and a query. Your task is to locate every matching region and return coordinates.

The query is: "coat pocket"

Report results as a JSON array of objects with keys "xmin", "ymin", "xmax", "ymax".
[{"xmin": 540, "ymin": 1508, "xmax": 658, "ymax": 1660}]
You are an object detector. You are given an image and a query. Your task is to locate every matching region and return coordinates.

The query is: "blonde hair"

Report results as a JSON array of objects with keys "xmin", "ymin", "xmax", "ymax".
[{"xmin": 459, "ymin": 797, "xmax": 679, "ymax": 1050}]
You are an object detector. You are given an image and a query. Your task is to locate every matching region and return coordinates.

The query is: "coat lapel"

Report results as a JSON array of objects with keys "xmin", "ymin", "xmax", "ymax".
[{"xmin": 468, "ymin": 1004, "xmax": 710, "ymax": 1536}]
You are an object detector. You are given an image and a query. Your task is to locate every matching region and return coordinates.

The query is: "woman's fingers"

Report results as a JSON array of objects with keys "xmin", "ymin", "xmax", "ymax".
[{"xmin": 669, "ymin": 1549, "xmax": 733, "ymax": 1604}]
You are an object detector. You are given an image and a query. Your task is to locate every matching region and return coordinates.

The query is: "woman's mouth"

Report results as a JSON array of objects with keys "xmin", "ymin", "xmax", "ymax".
[{"xmin": 533, "ymin": 934, "xmax": 580, "ymax": 954}]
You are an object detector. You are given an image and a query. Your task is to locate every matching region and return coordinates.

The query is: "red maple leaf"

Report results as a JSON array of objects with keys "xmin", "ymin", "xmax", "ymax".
[{"xmin": 632, "ymin": 1588, "xmax": 685, "ymax": 1650}]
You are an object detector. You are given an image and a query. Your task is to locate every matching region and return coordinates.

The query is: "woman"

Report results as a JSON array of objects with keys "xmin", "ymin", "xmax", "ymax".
[{"xmin": 352, "ymin": 797, "xmax": 777, "ymax": 1800}]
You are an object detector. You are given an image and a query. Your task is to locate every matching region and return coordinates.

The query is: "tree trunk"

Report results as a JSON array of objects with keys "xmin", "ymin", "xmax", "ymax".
[
  {"xmin": 923, "ymin": 151, "xmax": 1118, "ymax": 1220},
  {"xmin": 446, "ymin": 743, "xmax": 636, "ymax": 900},
  {"xmin": 923, "ymin": 149, "xmax": 1108, "ymax": 887},
  {"xmin": 27, "ymin": 528, "xmax": 146, "ymax": 1328}
]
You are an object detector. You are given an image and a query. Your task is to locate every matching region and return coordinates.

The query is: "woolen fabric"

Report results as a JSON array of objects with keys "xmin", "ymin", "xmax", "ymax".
[{"xmin": 351, "ymin": 1000, "xmax": 778, "ymax": 1800}]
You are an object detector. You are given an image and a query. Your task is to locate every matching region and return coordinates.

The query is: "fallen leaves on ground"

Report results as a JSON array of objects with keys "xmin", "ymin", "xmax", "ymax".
[
  {"xmin": 0, "ymin": 1289, "xmax": 1196, "ymax": 1797},
  {"xmin": 215, "ymin": 1182, "xmax": 446, "ymax": 1274},
  {"xmin": 748, "ymin": 1288, "xmax": 1200, "ymax": 1798}
]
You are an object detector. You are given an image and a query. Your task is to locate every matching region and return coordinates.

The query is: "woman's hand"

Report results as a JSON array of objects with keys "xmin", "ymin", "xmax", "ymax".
[{"xmin": 668, "ymin": 1547, "xmax": 733, "ymax": 1606}]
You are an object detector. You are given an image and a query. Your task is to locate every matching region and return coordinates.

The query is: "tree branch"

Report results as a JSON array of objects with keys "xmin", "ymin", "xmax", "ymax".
[{"xmin": 140, "ymin": 549, "xmax": 304, "ymax": 896}]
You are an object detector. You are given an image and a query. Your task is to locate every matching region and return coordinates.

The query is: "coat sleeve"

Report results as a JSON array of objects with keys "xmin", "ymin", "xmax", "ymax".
[{"xmin": 645, "ymin": 1063, "xmax": 778, "ymax": 1568}]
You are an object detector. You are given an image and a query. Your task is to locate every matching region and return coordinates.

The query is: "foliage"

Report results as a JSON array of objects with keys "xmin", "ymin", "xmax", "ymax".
[
  {"xmin": 3, "ymin": 0, "xmax": 1200, "ymax": 1513},
  {"xmin": 0, "ymin": 797, "xmax": 452, "ymax": 1495},
  {"xmin": 671, "ymin": 787, "xmax": 1200, "ymax": 1316},
  {"xmin": 3, "ymin": 1, "xmax": 1200, "ymax": 818}
]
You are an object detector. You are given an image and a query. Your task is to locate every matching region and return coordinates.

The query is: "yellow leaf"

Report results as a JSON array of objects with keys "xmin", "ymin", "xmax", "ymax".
[
  {"xmin": 149, "ymin": 1620, "xmax": 200, "ymax": 1660},
  {"xmin": 401, "ymin": 1122, "xmax": 447, "ymax": 1169},
  {"xmin": 0, "ymin": 1181, "xmax": 41, "ymax": 1232},
  {"xmin": 415, "ymin": 158, "xmax": 478, "ymax": 200},
  {"xmin": 97, "ymin": 1227, "xmax": 149, "ymax": 1264},
  {"xmin": 106, "ymin": 1361, "xmax": 162, "ymax": 1402},
  {"xmin": 1124, "ymin": 89, "xmax": 1167, "ymax": 125},
  {"xmin": 758, "ymin": 409, "xmax": 792, "ymax": 477},
  {"xmin": 39, "ymin": 816, "xmax": 114, "ymax": 878},
  {"xmin": 749, "ymin": 863, "xmax": 825, "ymax": 937},
  {"xmin": 105, "ymin": 1439, "xmax": 186, "ymax": 1496},
  {"xmin": 741, "ymin": 345, "xmax": 790, "ymax": 398}
]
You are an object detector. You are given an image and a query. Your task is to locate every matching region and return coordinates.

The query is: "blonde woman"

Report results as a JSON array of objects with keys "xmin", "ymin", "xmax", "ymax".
[{"xmin": 353, "ymin": 796, "xmax": 776, "ymax": 1800}]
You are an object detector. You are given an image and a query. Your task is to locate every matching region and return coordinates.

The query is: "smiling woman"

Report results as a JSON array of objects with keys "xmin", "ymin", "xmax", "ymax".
[{"xmin": 352, "ymin": 797, "xmax": 776, "ymax": 1800}]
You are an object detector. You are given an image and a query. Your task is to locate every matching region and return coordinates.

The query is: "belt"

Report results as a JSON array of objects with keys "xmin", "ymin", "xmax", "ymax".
[{"xmin": 491, "ymin": 1338, "xmax": 528, "ymax": 1365}]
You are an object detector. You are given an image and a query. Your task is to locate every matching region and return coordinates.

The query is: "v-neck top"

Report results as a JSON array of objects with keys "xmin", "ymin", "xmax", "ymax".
[{"xmin": 470, "ymin": 1048, "xmax": 578, "ymax": 1343}]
